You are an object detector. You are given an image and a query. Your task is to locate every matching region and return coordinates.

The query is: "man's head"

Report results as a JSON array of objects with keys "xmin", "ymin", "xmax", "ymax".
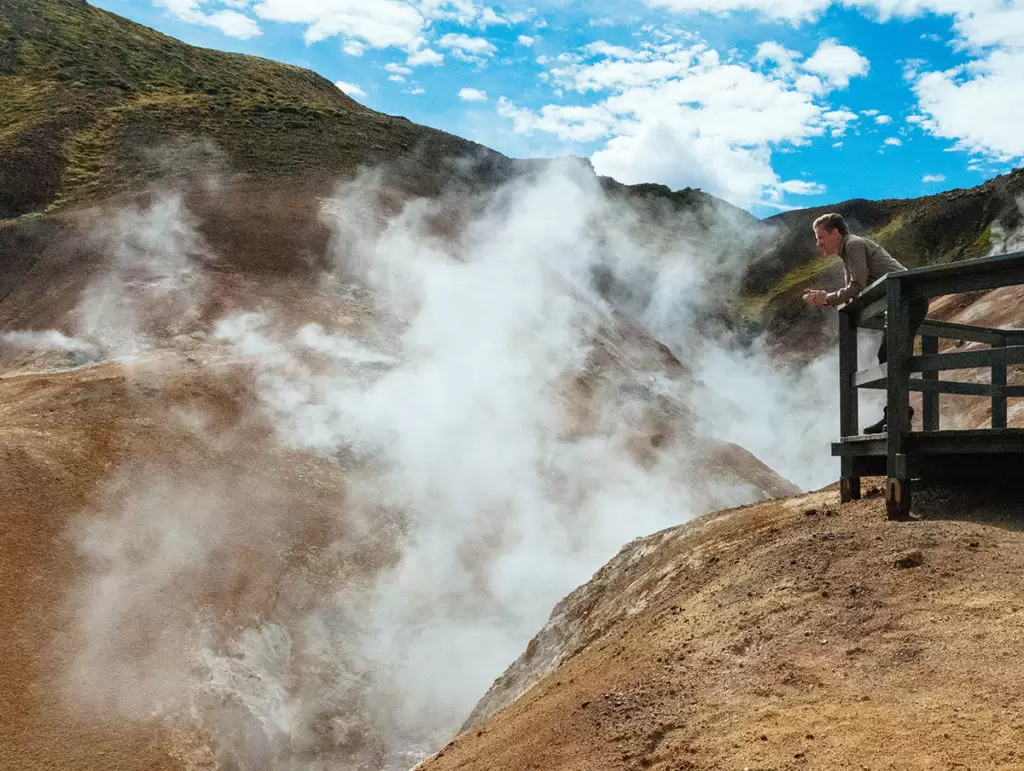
[{"xmin": 812, "ymin": 212, "xmax": 848, "ymax": 256}]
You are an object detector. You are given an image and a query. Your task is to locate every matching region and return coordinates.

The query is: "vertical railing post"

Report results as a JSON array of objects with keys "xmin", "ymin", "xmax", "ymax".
[
  {"xmin": 838, "ymin": 308, "xmax": 860, "ymax": 502},
  {"xmin": 886, "ymin": 277, "xmax": 912, "ymax": 520},
  {"xmin": 921, "ymin": 335, "xmax": 939, "ymax": 431},
  {"xmin": 992, "ymin": 334, "xmax": 1008, "ymax": 429}
]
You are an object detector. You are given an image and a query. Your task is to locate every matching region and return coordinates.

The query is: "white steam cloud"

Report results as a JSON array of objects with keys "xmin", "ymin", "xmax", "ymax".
[
  {"xmin": 1, "ymin": 330, "xmax": 102, "ymax": 366},
  {"xmin": 77, "ymin": 191, "xmax": 211, "ymax": 357},
  {"xmin": 48, "ymin": 161, "xmax": 843, "ymax": 769}
]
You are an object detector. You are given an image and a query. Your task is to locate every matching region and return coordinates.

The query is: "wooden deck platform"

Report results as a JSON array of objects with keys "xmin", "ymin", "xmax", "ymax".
[{"xmin": 830, "ymin": 250, "xmax": 1024, "ymax": 518}]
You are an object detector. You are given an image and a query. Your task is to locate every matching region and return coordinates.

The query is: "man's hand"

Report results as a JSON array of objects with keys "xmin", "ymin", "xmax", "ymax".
[{"xmin": 803, "ymin": 289, "xmax": 829, "ymax": 308}]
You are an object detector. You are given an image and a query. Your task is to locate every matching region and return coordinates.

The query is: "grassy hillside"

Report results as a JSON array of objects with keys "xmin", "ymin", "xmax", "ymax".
[{"xmin": 0, "ymin": 0, "xmax": 518, "ymax": 218}]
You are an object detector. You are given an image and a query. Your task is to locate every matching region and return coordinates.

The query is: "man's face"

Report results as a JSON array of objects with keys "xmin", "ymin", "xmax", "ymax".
[{"xmin": 814, "ymin": 226, "xmax": 843, "ymax": 256}]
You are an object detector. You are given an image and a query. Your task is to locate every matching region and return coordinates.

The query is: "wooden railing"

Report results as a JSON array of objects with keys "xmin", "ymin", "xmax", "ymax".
[{"xmin": 836, "ymin": 250, "xmax": 1024, "ymax": 519}]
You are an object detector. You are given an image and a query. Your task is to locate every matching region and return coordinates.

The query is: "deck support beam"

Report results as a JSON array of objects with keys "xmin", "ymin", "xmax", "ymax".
[
  {"xmin": 992, "ymin": 334, "xmax": 1008, "ymax": 430},
  {"xmin": 921, "ymin": 335, "xmax": 940, "ymax": 431},
  {"xmin": 886, "ymin": 278, "xmax": 912, "ymax": 520},
  {"xmin": 838, "ymin": 310, "xmax": 860, "ymax": 502}
]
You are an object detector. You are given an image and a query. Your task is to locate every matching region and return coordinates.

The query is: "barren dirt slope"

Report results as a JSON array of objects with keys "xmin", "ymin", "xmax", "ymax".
[
  {"xmin": 0, "ymin": 359, "xmax": 353, "ymax": 770},
  {"xmin": 424, "ymin": 483, "xmax": 1024, "ymax": 771}
]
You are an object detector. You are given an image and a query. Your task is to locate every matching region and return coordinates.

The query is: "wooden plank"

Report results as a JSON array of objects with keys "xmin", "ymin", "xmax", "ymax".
[
  {"xmin": 918, "ymin": 319, "xmax": 1012, "ymax": 347},
  {"xmin": 835, "ymin": 428, "xmax": 1024, "ymax": 460},
  {"xmin": 838, "ymin": 310, "xmax": 860, "ymax": 501},
  {"xmin": 832, "ymin": 438, "xmax": 888, "ymax": 457},
  {"xmin": 886, "ymin": 277, "xmax": 912, "ymax": 520},
  {"xmin": 857, "ymin": 374, "xmax": 998, "ymax": 396},
  {"xmin": 921, "ymin": 335, "xmax": 940, "ymax": 430},
  {"xmin": 992, "ymin": 334, "xmax": 1008, "ymax": 429},
  {"xmin": 909, "ymin": 344, "xmax": 1024, "ymax": 373},
  {"xmin": 909, "ymin": 378, "xmax": 992, "ymax": 397},
  {"xmin": 841, "ymin": 433, "xmax": 893, "ymax": 443}
]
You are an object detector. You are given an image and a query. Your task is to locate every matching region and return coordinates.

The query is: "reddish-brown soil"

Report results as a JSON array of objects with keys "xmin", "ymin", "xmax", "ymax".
[
  {"xmin": 423, "ymin": 483, "xmax": 1024, "ymax": 771},
  {"xmin": 0, "ymin": 359, "xmax": 353, "ymax": 770}
]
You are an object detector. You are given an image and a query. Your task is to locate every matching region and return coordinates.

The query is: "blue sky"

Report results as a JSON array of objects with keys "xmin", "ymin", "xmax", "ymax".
[{"xmin": 90, "ymin": 1, "xmax": 1024, "ymax": 217}]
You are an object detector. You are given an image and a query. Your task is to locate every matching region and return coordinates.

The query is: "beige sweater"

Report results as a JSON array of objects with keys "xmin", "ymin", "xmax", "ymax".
[{"xmin": 826, "ymin": 234, "xmax": 907, "ymax": 306}]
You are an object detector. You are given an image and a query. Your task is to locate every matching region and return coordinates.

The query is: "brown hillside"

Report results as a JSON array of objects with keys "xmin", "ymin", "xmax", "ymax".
[{"xmin": 422, "ymin": 483, "xmax": 1024, "ymax": 771}]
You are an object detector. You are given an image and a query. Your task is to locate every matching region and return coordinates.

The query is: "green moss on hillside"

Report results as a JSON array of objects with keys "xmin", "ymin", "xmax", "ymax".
[{"xmin": 0, "ymin": 0, "xmax": 510, "ymax": 218}]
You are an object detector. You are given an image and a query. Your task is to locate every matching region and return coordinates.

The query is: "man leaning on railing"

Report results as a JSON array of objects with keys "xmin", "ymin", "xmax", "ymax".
[{"xmin": 801, "ymin": 212, "xmax": 929, "ymax": 434}]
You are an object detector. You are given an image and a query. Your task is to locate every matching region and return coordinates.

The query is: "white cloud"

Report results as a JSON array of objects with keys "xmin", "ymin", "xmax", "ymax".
[
  {"xmin": 754, "ymin": 40, "xmax": 802, "ymax": 75},
  {"xmin": 778, "ymin": 179, "xmax": 827, "ymax": 194},
  {"xmin": 884, "ymin": 136, "xmax": 902, "ymax": 146},
  {"xmin": 802, "ymin": 39, "xmax": 870, "ymax": 88},
  {"xmin": 644, "ymin": 0, "xmax": 830, "ymax": 22},
  {"xmin": 334, "ymin": 80, "xmax": 366, "ymax": 97},
  {"xmin": 459, "ymin": 87, "xmax": 489, "ymax": 101},
  {"xmin": 252, "ymin": 0, "xmax": 423, "ymax": 47},
  {"xmin": 639, "ymin": 0, "xmax": 1004, "ymax": 27},
  {"xmin": 922, "ymin": 173, "xmax": 946, "ymax": 182},
  {"xmin": 408, "ymin": 47, "xmax": 445, "ymax": 66},
  {"xmin": 952, "ymin": 3, "xmax": 1024, "ymax": 51},
  {"xmin": 385, "ymin": 62, "xmax": 413, "ymax": 74},
  {"xmin": 862, "ymin": 108, "xmax": 880, "ymax": 116},
  {"xmin": 501, "ymin": 37, "xmax": 870, "ymax": 205},
  {"xmin": 497, "ymin": 98, "xmax": 615, "ymax": 143},
  {"xmin": 438, "ymin": 32, "xmax": 498, "ymax": 59},
  {"xmin": 155, "ymin": 0, "xmax": 261, "ymax": 38},
  {"xmin": 911, "ymin": 49, "xmax": 1024, "ymax": 160},
  {"xmin": 822, "ymin": 108, "xmax": 859, "ymax": 136},
  {"xmin": 518, "ymin": 35, "xmax": 536, "ymax": 47},
  {"xmin": 794, "ymin": 74, "xmax": 825, "ymax": 94},
  {"xmin": 874, "ymin": 114, "xmax": 892, "ymax": 124},
  {"xmin": 636, "ymin": 0, "xmax": 1024, "ymax": 165},
  {"xmin": 480, "ymin": 7, "xmax": 508, "ymax": 26}
]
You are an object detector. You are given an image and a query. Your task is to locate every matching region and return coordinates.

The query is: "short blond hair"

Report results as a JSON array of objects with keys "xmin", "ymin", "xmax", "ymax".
[{"xmin": 812, "ymin": 212, "xmax": 849, "ymax": 236}]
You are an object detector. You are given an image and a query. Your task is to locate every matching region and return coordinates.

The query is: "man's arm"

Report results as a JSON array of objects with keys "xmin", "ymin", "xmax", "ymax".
[{"xmin": 825, "ymin": 241, "xmax": 868, "ymax": 306}]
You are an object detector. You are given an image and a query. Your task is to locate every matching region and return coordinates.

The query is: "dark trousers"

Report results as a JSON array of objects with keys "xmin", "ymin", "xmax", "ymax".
[{"xmin": 877, "ymin": 299, "xmax": 929, "ymax": 364}]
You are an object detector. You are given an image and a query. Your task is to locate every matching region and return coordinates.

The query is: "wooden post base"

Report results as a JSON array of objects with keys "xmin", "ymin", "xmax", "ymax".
[
  {"xmin": 886, "ymin": 477, "xmax": 912, "ymax": 520},
  {"xmin": 840, "ymin": 476, "xmax": 861, "ymax": 503}
]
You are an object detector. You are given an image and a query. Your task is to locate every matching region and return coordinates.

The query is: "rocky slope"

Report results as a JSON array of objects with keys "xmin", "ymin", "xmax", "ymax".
[{"xmin": 423, "ymin": 481, "xmax": 1024, "ymax": 771}]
